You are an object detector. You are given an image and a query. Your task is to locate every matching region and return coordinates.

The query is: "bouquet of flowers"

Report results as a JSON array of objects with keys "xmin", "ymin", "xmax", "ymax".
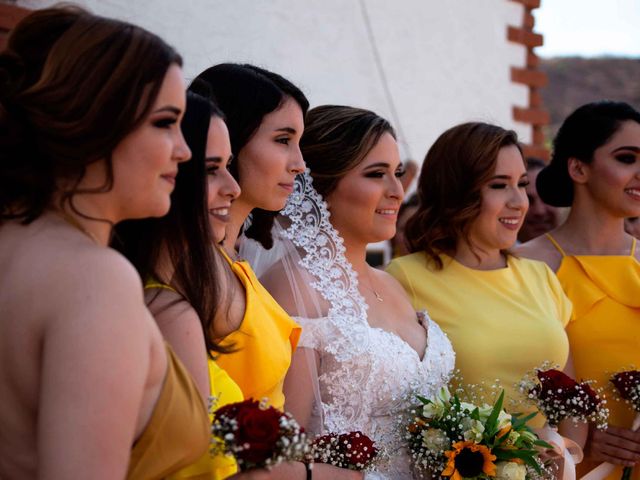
[
  {"xmin": 611, "ymin": 370, "xmax": 640, "ymax": 423},
  {"xmin": 407, "ymin": 386, "xmax": 553, "ymax": 480},
  {"xmin": 211, "ymin": 399, "xmax": 309, "ymax": 471},
  {"xmin": 610, "ymin": 370, "xmax": 640, "ymax": 480},
  {"xmin": 519, "ymin": 368, "xmax": 608, "ymax": 429},
  {"xmin": 311, "ymin": 430, "xmax": 378, "ymax": 471}
]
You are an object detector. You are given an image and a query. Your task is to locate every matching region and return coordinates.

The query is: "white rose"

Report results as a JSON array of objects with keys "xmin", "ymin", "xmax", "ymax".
[
  {"xmin": 421, "ymin": 428, "xmax": 450, "ymax": 451},
  {"xmin": 495, "ymin": 462, "xmax": 527, "ymax": 480}
]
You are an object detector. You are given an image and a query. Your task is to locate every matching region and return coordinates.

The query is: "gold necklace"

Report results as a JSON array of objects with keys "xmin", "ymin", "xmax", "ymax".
[
  {"xmin": 362, "ymin": 267, "xmax": 384, "ymax": 302},
  {"xmin": 56, "ymin": 210, "xmax": 100, "ymax": 244}
]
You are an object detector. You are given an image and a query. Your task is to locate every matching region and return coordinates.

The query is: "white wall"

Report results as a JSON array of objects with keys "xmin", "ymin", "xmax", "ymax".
[{"xmin": 17, "ymin": 0, "xmax": 531, "ymax": 161}]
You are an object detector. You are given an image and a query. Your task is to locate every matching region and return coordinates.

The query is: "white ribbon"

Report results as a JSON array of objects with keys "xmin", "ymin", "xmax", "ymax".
[{"xmin": 535, "ymin": 424, "xmax": 584, "ymax": 480}]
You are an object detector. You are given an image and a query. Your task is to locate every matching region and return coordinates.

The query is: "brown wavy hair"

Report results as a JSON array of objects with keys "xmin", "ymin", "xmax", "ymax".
[
  {"xmin": 405, "ymin": 122, "xmax": 520, "ymax": 269},
  {"xmin": 0, "ymin": 6, "xmax": 182, "ymax": 223},
  {"xmin": 300, "ymin": 105, "xmax": 396, "ymax": 198}
]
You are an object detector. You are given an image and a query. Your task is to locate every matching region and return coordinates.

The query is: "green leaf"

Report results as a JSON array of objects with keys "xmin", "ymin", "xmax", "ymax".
[
  {"xmin": 485, "ymin": 391, "xmax": 505, "ymax": 436},
  {"xmin": 534, "ymin": 439, "xmax": 554, "ymax": 449}
]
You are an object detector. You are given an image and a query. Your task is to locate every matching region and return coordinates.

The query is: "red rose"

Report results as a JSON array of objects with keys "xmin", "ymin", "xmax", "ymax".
[
  {"xmin": 234, "ymin": 403, "xmax": 282, "ymax": 465},
  {"xmin": 611, "ymin": 371, "xmax": 640, "ymax": 402},
  {"xmin": 338, "ymin": 431, "xmax": 378, "ymax": 467},
  {"xmin": 537, "ymin": 369, "xmax": 577, "ymax": 390}
]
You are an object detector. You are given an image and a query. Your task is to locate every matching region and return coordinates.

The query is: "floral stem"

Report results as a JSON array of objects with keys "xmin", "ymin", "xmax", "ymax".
[{"xmin": 621, "ymin": 466, "xmax": 633, "ymax": 480}]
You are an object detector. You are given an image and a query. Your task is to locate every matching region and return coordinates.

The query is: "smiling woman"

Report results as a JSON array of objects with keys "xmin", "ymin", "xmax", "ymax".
[
  {"xmin": 387, "ymin": 122, "xmax": 572, "ymax": 429},
  {"xmin": 516, "ymin": 101, "xmax": 640, "ymax": 480},
  {"xmin": 0, "ymin": 6, "xmax": 208, "ymax": 480},
  {"xmin": 246, "ymin": 105, "xmax": 456, "ymax": 479}
]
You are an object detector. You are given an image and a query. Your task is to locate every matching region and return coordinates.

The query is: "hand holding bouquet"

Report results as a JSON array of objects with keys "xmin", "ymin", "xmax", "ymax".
[
  {"xmin": 211, "ymin": 399, "xmax": 308, "ymax": 471},
  {"xmin": 609, "ymin": 370, "xmax": 640, "ymax": 480},
  {"xmin": 407, "ymin": 386, "xmax": 553, "ymax": 480},
  {"xmin": 311, "ymin": 430, "xmax": 378, "ymax": 471}
]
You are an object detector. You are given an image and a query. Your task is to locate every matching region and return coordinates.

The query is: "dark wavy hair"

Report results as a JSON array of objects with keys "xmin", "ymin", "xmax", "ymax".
[
  {"xmin": 0, "ymin": 6, "xmax": 182, "ymax": 223},
  {"xmin": 406, "ymin": 122, "xmax": 521, "ymax": 269},
  {"xmin": 192, "ymin": 63, "xmax": 309, "ymax": 249},
  {"xmin": 537, "ymin": 101, "xmax": 640, "ymax": 207},
  {"xmin": 113, "ymin": 92, "xmax": 229, "ymax": 355},
  {"xmin": 300, "ymin": 105, "xmax": 396, "ymax": 198}
]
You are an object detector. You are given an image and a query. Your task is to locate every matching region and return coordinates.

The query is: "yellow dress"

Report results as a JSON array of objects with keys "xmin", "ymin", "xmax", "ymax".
[
  {"xmin": 216, "ymin": 250, "xmax": 301, "ymax": 410},
  {"xmin": 145, "ymin": 281, "xmax": 244, "ymax": 480},
  {"xmin": 128, "ymin": 345, "xmax": 210, "ymax": 480},
  {"xmin": 546, "ymin": 234, "xmax": 640, "ymax": 480},
  {"xmin": 171, "ymin": 361, "xmax": 244, "ymax": 480},
  {"xmin": 387, "ymin": 252, "xmax": 571, "ymax": 426}
]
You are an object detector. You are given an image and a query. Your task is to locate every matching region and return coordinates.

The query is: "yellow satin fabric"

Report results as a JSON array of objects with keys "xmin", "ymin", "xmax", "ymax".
[
  {"xmin": 546, "ymin": 234, "xmax": 640, "ymax": 480},
  {"xmin": 170, "ymin": 360, "xmax": 243, "ymax": 480},
  {"xmin": 128, "ymin": 346, "xmax": 209, "ymax": 480},
  {"xmin": 215, "ymin": 250, "xmax": 301, "ymax": 410},
  {"xmin": 144, "ymin": 280, "xmax": 243, "ymax": 480},
  {"xmin": 387, "ymin": 252, "xmax": 571, "ymax": 427}
]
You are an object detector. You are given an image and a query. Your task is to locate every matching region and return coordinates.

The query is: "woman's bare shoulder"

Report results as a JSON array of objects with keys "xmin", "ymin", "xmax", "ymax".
[{"xmin": 514, "ymin": 235, "xmax": 563, "ymax": 272}]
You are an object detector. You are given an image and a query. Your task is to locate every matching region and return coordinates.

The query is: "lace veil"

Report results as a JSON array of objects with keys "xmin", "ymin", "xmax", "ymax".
[{"xmin": 239, "ymin": 169, "xmax": 375, "ymax": 433}]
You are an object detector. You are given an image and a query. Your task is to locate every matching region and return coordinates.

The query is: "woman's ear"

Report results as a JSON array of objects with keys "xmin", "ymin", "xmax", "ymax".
[{"xmin": 567, "ymin": 157, "xmax": 589, "ymax": 184}]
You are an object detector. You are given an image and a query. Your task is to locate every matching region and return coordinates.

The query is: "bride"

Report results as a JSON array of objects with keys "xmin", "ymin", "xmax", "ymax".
[{"xmin": 242, "ymin": 105, "xmax": 455, "ymax": 479}]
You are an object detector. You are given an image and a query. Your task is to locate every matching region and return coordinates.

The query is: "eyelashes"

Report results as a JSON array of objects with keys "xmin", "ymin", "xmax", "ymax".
[
  {"xmin": 615, "ymin": 154, "xmax": 637, "ymax": 165},
  {"xmin": 487, "ymin": 180, "xmax": 529, "ymax": 190},
  {"xmin": 153, "ymin": 117, "xmax": 178, "ymax": 128}
]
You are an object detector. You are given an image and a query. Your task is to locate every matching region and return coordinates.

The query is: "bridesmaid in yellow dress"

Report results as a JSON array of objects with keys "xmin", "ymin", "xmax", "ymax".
[
  {"xmin": 0, "ymin": 7, "xmax": 209, "ymax": 479},
  {"xmin": 192, "ymin": 64, "xmax": 306, "ymax": 411},
  {"xmin": 193, "ymin": 65, "xmax": 362, "ymax": 480},
  {"xmin": 517, "ymin": 101, "xmax": 640, "ymax": 479},
  {"xmin": 115, "ymin": 90, "xmax": 246, "ymax": 479},
  {"xmin": 387, "ymin": 122, "xmax": 573, "ymax": 427}
]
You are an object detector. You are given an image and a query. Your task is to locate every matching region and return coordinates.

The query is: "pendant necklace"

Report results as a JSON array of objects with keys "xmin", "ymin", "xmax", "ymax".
[{"xmin": 363, "ymin": 267, "xmax": 384, "ymax": 302}]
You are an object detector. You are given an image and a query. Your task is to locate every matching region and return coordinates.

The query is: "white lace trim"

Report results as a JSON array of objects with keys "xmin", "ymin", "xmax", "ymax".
[{"xmin": 280, "ymin": 170, "xmax": 370, "ymax": 361}]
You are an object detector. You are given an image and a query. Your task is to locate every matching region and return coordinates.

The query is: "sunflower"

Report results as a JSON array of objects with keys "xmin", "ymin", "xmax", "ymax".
[{"xmin": 442, "ymin": 441, "xmax": 497, "ymax": 480}]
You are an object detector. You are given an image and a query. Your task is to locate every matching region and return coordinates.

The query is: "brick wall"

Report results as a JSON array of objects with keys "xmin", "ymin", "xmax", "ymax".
[{"xmin": 508, "ymin": 0, "xmax": 550, "ymax": 160}]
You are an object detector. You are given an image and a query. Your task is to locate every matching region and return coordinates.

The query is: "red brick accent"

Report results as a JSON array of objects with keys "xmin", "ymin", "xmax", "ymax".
[
  {"xmin": 509, "ymin": 0, "xmax": 541, "ymax": 8},
  {"xmin": 526, "ymin": 51, "xmax": 539, "ymax": 68},
  {"xmin": 511, "ymin": 67, "xmax": 547, "ymax": 88},
  {"xmin": 513, "ymin": 106, "xmax": 550, "ymax": 125},
  {"xmin": 507, "ymin": 26, "xmax": 543, "ymax": 48},
  {"xmin": 522, "ymin": 145, "xmax": 549, "ymax": 160},
  {"xmin": 508, "ymin": 0, "xmax": 550, "ymax": 160}
]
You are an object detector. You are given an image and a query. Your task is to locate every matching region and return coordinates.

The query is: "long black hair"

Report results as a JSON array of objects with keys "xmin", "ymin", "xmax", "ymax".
[
  {"xmin": 113, "ymin": 91, "xmax": 227, "ymax": 355},
  {"xmin": 193, "ymin": 63, "xmax": 309, "ymax": 248}
]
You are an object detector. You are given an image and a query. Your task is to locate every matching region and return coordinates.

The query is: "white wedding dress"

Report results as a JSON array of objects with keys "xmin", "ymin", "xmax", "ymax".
[{"xmin": 242, "ymin": 171, "xmax": 455, "ymax": 479}]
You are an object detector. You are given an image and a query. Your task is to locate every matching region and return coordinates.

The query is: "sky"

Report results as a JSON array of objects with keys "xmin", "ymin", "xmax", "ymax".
[{"xmin": 534, "ymin": 0, "xmax": 640, "ymax": 58}]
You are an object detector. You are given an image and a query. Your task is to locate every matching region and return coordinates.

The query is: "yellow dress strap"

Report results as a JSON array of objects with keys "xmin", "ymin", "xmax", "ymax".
[
  {"xmin": 145, "ymin": 279, "xmax": 178, "ymax": 293},
  {"xmin": 631, "ymin": 237, "xmax": 637, "ymax": 257},
  {"xmin": 545, "ymin": 233, "xmax": 567, "ymax": 257}
]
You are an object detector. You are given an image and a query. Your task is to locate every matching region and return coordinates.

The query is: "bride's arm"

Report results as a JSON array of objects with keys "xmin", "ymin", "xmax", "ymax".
[{"xmin": 283, "ymin": 347, "xmax": 320, "ymax": 428}]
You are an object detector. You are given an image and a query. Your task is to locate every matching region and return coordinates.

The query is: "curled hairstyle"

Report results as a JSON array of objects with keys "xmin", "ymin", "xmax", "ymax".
[
  {"xmin": 0, "ymin": 6, "xmax": 182, "ymax": 223},
  {"xmin": 537, "ymin": 101, "xmax": 640, "ymax": 207},
  {"xmin": 113, "ymin": 92, "xmax": 228, "ymax": 355},
  {"xmin": 406, "ymin": 122, "xmax": 520, "ymax": 269},
  {"xmin": 192, "ymin": 63, "xmax": 309, "ymax": 249},
  {"xmin": 300, "ymin": 105, "xmax": 396, "ymax": 198}
]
